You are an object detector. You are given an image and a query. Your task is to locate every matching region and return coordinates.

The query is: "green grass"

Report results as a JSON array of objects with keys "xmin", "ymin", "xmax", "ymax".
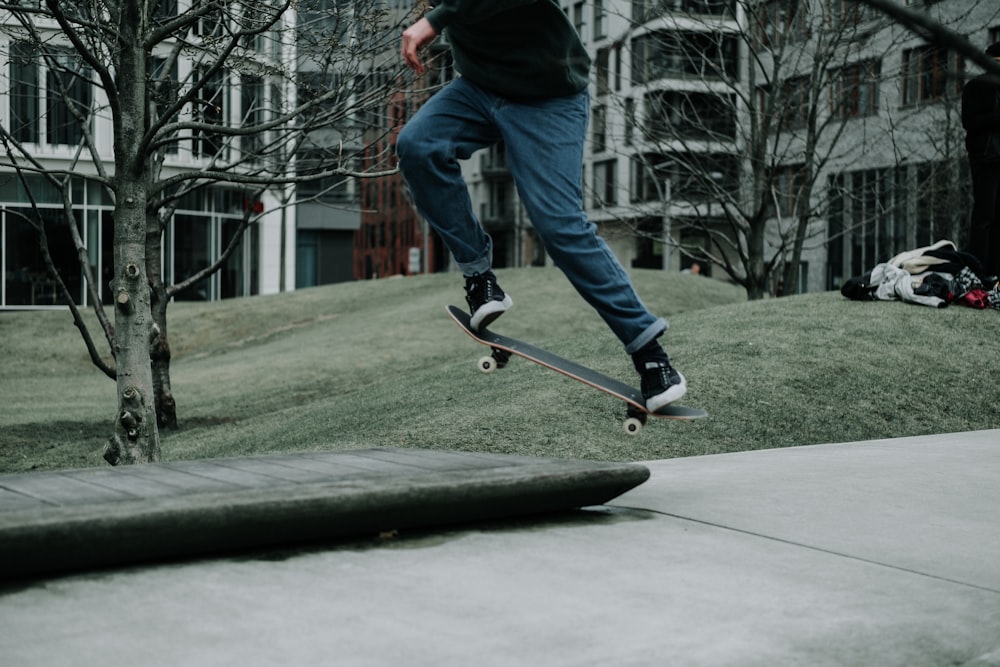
[{"xmin": 1, "ymin": 267, "xmax": 998, "ymax": 473}]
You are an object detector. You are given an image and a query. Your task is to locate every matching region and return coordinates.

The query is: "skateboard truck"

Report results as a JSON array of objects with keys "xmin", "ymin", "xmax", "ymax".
[{"xmin": 624, "ymin": 405, "xmax": 649, "ymax": 435}]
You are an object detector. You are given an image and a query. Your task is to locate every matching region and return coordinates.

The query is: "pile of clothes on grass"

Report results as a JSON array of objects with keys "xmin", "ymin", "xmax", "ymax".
[{"xmin": 840, "ymin": 240, "xmax": 1000, "ymax": 310}]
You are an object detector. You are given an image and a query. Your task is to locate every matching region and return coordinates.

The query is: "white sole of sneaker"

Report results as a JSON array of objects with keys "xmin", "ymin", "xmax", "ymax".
[
  {"xmin": 646, "ymin": 372, "xmax": 687, "ymax": 412},
  {"xmin": 470, "ymin": 296, "xmax": 512, "ymax": 331}
]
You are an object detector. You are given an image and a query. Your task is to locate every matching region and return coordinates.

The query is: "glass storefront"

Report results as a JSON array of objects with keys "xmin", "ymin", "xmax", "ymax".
[{"xmin": 1, "ymin": 175, "xmax": 259, "ymax": 308}]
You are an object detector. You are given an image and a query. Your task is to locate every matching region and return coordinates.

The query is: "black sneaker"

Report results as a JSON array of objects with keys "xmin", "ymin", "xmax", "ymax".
[
  {"xmin": 465, "ymin": 270, "xmax": 512, "ymax": 331},
  {"xmin": 639, "ymin": 359, "xmax": 687, "ymax": 412}
]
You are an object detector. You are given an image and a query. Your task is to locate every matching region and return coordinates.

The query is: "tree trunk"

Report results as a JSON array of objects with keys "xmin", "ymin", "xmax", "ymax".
[
  {"xmin": 103, "ymin": 0, "xmax": 160, "ymax": 465},
  {"xmin": 784, "ymin": 187, "xmax": 815, "ymax": 297},
  {"xmin": 105, "ymin": 225, "xmax": 160, "ymax": 464},
  {"xmin": 147, "ymin": 209, "xmax": 177, "ymax": 430},
  {"xmin": 745, "ymin": 207, "xmax": 768, "ymax": 301}
]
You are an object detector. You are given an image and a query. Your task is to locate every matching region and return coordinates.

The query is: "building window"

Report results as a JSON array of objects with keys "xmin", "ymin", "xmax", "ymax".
[
  {"xmin": 672, "ymin": 153, "xmax": 738, "ymax": 200},
  {"xmin": 644, "ymin": 90, "xmax": 737, "ymax": 142},
  {"xmin": 595, "ymin": 48, "xmax": 610, "ymax": 96},
  {"xmin": 8, "ymin": 42, "xmax": 92, "ymax": 146},
  {"xmin": 241, "ymin": 75, "xmax": 265, "ymax": 160},
  {"xmin": 153, "ymin": 0, "xmax": 178, "ymax": 22},
  {"xmin": 150, "ymin": 56, "xmax": 181, "ymax": 155},
  {"xmin": 195, "ymin": 2, "xmax": 227, "ymax": 37},
  {"xmin": 594, "ymin": 0, "xmax": 607, "ymax": 40},
  {"xmin": 768, "ymin": 164, "xmax": 807, "ymax": 218},
  {"xmin": 9, "ymin": 42, "xmax": 39, "ymax": 144},
  {"xmin": 827, "ymin": 167, "xmax": 902, "ymax": 288},
  {"xmin": 830, "ymin": 60, "xmax": 880, "ymax": 119},
  {"xmin": 240, "ymin": 2, "xmax": 272, "ymax": 52},
  {"xmin": 171, "ymin": 214, "xmax": 213, "ymax": 300},
  {"xmin": 592, "ymin": 159, "xmax": 618, "ymax": 207},
  {"xmin": 901, "ymin": 45, "xmax": 964, "ymax": 107},
  {"xmin": 166, "ymin": 188, "xmax": 259, "ymax": 301},
  {"xmin": 46, "ymin": 48, "xmax": 92, "ymax": 146},
  {"xmin": 914, "ymin": 160, "xmax": 967, "ymax": 248},
  {"xmin": 221, "ymin": 217, "xmax": 258, "ymax": 299},
  {"xmin": 624, "ymin": 98, "xmax": 636, "ymax": 146},
  {"xmin": 761, "ymin": 76, "xmax": 812, "ymax": 130},
  {"xmin": 297, "ymin": 149, "xmax": 355, "ymax": 203},
  {"xmin": 631, "ymin": 153, "xmax": 737, "ymax": 204},
  {"xmin": 756, "ymin": 0, "xmax": 808, "ymax": 48},
  {"xmin": 633, "ymin": 0, "xmax": 735, "ymax": 23},
  {"xmin": 592, "ymin": 105, "xmax": 607, "ymax": 153},
  {"xmin": 826, "ymin": 0, "xmax": 876, "ymax": 30},
  {"xmin": 631, "ymin": 154, "xmax": 667, "ymax": 204},
  {"xmin": 631, "ymin": 30, "xmax": 740, "ymax": 84},
  {"xmin": 631, "ymin": 0, "xmax": 647, "ymax": 23},
  {"xmin": 614, "ymin": 45, "xmax": 623, "ymax": 92},
  {"xmin": 0, "ymin": 175, "xmax": 114, "ymax": 308},
  {"xmin": 484, "ymin": 181, "xmax": 512, "ymax": 224},
  {"xmin": 826, "ymin": 161, "xmax": 968, "ymax": 289},
  {"xmin": 572, "ymin": 2, "xmax": 585, "ymax": 39},
  {"xmin": 2, "ymin": 207, "xmax": 81, "ymax": 306},
  {"xmin": 194, "ymin": 66, "xmax": 227, "ymax": 158}
]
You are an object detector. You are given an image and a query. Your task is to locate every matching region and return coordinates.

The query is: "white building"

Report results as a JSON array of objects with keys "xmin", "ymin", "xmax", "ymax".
[{"xmin": 0, "ymin": 2, "xmax": 297, "ymax": 309}]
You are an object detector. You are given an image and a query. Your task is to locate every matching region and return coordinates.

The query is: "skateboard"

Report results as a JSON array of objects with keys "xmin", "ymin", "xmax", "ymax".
[{"xmin": 446, "ymin": 305, "xmax": 707, "ymax": 435}]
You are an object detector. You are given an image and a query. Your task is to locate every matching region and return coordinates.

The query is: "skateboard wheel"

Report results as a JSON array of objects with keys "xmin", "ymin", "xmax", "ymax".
[
  {"xmin": 623, "ymin": 417, "xmax": 644, "ymax": 435},
  {"xmin": 478, "ymin": 355, "xmax": 498, "ymax": 374}
]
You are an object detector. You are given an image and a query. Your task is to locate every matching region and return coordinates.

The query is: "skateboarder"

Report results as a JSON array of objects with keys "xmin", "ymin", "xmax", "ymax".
[{"xmin": 396, "ymin": 0, "xmax": 686, "ymax": 411}]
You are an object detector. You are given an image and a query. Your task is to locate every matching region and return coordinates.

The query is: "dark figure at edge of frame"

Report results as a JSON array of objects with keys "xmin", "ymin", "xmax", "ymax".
[
  {"xmin": 396, "ymin": 0, "xmax": 686, "ymax": 412},
  {"xmin": 962, "ymin": 42, "xmax": 1000, "ymax": 281}
]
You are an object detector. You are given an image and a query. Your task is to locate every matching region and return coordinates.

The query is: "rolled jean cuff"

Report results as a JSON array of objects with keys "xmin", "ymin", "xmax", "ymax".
[
  {"xmin": 456, "ymin": 240, "xmax": 493, "ymax": 277},
  {"xmin": 624, "ymin": 318, "xmax": 668, "ymax": 355},
  {"xmin": 457, "ymin": 257, "xmax": 492, "ymax": 277}
]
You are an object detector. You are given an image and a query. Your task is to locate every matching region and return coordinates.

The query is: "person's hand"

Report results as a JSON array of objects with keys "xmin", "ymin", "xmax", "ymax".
[{"xmin": 401, "ymin": 18, "xmax": 438, "ymax": 75}]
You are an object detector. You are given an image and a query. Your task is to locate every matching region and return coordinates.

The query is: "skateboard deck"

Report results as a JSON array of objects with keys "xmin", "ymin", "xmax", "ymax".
[{"xmin": 446, "ymin": 305, "xmax": 707, "ymax": 434}]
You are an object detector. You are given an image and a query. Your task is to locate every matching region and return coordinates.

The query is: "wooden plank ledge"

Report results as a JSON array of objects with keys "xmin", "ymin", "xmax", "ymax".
[{"xmin": 0, "ymin": 448, "xmax": 649, "ymax": 579}]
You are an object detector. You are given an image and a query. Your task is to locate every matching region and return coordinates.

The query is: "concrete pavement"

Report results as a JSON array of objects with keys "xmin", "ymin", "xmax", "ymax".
[{"xmin": 1, "ymin": 430, "xmax": 999, "ymax": 666}]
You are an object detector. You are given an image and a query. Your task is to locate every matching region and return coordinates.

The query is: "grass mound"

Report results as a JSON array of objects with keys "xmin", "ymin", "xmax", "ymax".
[{"xmin": 1, "ymin": 267, "xmax": 997, "ymax": 473}]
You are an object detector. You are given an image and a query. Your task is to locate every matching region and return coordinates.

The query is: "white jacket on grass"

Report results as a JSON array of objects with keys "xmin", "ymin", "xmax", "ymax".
[{"xmin": 869, "ymin": 263, "xmax": 951, "ymax": 308}]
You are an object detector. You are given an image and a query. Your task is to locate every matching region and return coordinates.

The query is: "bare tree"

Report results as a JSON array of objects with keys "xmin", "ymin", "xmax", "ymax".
[{"xmin": 0, "ymin": 0, "xmax": 408, "ymax": 463}]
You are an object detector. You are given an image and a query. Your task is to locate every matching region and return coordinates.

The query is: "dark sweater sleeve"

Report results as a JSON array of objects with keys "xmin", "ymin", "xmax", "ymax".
[{"xmin": 425, "ymin": 0, "xmax": 537, "ymax": 32}]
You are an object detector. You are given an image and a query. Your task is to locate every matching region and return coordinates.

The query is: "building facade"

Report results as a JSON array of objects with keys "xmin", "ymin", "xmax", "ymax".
[
  {"xmin": 574, "ymin": 0, "xmax": 741, "ymax": 278},
  {"xmin": 568, "ymin": 0, "xmax": 999, "ymax": 294},
  {"xmin": 306, "ymin": 0, "xmax": 1000, "ymax": 294},
  {"xmin": 0, "ymin": 2, "xmax": 295, "ymax": 310},
  {"xmin": 6, "ymin": 1, "xmax": 999, "ymax": 309}
]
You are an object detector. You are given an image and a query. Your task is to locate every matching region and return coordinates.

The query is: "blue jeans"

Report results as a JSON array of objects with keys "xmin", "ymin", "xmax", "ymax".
[{"xmin": 396, "ymin": 77, "xmax": 666, "ymax": 354}]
